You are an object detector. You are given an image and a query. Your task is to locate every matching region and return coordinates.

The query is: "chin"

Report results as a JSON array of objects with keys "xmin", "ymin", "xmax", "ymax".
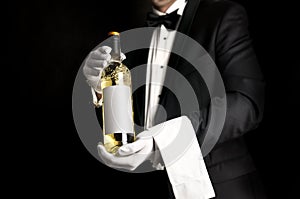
[{"xmin": 152, "ymin": 0, "xmax": 176, "ymax": 7}]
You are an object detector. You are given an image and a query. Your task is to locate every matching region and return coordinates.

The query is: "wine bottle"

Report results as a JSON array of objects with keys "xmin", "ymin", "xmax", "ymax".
[{"xmin": 101, "ymin": 31, "xmax": 135, "ymax": 154}]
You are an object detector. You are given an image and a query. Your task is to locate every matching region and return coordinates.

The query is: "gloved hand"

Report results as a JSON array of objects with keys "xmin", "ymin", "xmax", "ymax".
[
  {"xmin": 98, "ymin": 116, "xmax": 215, "ymax": 198},
  {"xmin": 82, "ymin": 46, "xmax": 126, "ymax": 93},
  {"xmin": 97, "ymin": 130, "xmax": 155, "ymax": 171}
]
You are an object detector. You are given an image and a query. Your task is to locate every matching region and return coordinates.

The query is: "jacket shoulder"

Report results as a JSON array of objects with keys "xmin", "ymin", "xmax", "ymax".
[
  {"xmin": 199, "ymin": 0, "xmax": 247, "ymax": 16},
  {"xmin": 201, "ymin": 0, "xmax": 244, "ymax": 9}
]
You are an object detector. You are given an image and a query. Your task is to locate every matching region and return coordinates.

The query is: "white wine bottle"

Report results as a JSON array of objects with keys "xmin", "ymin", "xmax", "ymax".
[{"xmin": 101, "ymin": 31, "xmax": 135, "ymax": 154}]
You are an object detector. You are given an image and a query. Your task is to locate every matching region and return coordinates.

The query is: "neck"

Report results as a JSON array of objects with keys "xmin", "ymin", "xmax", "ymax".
[{"xmin": 153, "ymin": 0, "xmax": 176, "ymax": 13}]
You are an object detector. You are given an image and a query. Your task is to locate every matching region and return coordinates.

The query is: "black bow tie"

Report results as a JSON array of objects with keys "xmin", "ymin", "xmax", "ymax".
[{"xmin": 146, "ymin": 9, "xmax": 181, "ymax": 30}]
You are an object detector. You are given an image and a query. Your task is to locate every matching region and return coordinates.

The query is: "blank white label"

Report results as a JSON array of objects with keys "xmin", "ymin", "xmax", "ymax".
[{"xmin": 103, "ymin": 85, "xmax": 134, "ymax": 134}]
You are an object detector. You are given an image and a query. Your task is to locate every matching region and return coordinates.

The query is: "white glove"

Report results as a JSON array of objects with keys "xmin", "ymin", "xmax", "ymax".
[
  {"xmin": 82, "ymin": 46, "xmax": 126, "ymax": 93},
  {"xmin": 97, "ymin": 130, "xmax": 155, "ymax": 171}
]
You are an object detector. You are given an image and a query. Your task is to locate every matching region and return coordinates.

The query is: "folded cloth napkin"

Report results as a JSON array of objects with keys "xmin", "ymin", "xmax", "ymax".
[{"xmin": 149, "ymin": 116, "xmax": 215, "ymax": 199}]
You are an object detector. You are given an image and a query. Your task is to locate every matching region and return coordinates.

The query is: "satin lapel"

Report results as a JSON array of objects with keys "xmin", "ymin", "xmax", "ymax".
[
  {"xmin": 159, "ymin": 0, "xmax": 202, "ymax": 110},
  {"xmin": 168, "ymin": 0, "xmax": 202, "ymax": 69},
  {"xmin": 178, "ymin": 0, "xmax": 202, "ymax": 36}
]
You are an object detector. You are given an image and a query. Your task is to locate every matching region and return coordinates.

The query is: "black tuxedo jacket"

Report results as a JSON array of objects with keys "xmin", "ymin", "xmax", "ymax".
[{"xmin": 122, "ymin": 0, "xmax": 265, "ymax": 184}]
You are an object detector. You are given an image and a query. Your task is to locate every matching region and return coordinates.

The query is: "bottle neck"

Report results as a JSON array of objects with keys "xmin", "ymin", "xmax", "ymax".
[{"xmin": 110, "ymin": 35, "xmax": 121, "ymax": 63}]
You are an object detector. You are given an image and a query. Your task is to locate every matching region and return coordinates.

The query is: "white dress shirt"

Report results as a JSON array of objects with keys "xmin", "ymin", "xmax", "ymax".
[
  {"xmin": 144, "ymin": 0, "xmax": 186, "ymax": 129},
  {"xmin": 145, "ymin": 1, "xmax": 215, "ymax": 198}
]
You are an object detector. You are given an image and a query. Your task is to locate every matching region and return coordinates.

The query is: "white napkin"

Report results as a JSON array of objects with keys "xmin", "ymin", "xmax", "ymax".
[{"xmin": 149, "ymin": 116, "xmax": 215, "ymax": 199}]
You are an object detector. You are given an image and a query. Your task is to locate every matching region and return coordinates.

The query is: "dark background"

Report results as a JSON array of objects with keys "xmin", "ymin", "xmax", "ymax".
[{"xmin": 10, "ymin": 0, "xmax": 298, "ymax": 198}]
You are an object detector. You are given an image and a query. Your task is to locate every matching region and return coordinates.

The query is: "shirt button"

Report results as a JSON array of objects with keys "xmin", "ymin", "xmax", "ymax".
[
  {"xmin": 160, "ymin": 66, "xmax": 164, "ymax": 68},
  {"xmin": 163, "ymin": 37, "xmax": 167, "ymax": 40}
]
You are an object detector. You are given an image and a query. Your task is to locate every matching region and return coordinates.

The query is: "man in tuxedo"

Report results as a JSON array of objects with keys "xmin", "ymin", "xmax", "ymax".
[{"xmin": 83, "ymin": 0, "xmax": 267, "ymax": 198}]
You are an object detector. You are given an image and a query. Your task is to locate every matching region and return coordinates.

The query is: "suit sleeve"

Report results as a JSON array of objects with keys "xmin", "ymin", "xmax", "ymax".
[{"xmin": 215, "ymin": 3, "xmax": 265, "ymax": 143}]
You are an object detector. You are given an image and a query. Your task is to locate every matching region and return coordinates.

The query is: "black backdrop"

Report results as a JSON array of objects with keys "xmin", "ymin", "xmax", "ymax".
[{"xmin": 10, "ymin": 0, "xmax": 299, "ymax": 198}]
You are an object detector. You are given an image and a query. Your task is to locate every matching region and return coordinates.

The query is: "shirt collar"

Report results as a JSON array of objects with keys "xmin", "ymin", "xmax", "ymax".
[{"xmin": 152, "ymin": 0, "xmax": 187, "ymax": 16}]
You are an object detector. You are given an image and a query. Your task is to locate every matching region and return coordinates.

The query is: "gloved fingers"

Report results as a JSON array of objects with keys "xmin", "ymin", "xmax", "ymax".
[
  {"xmin": 120, "ymin": 53, "xmax": 126, "ymax": 61},
  {"xmin": 86, "ymin": 75, "xmax": 100, "ymax": 90},
  {"xmin": 90, "ymin": 50, "xmax": 111, "ymax": 61},
  {"xmin": 92, "ymin": 50, "xmax": 124, "ymax": 62},
  {"xmin": 97, "ymin": 45, "xmax": 125, "ymax": 61},
  {"xmin": 98, "ymin": 46, "xmax": 112, "ymax": 54},
  {"xmin": 83, "ymin": 65, "xmax": 102, "ymax": 77},
  {"xmin": 136, "ymin": 130, "xmax": 155, "ymax": 139},
  {"xmin": 97, "ymin": 143, "xmax": 141, "ymax": 171},
  {"xmin": 97, "ymin": 143, "xmax": 117, "ymax": 166},
  {"xmin": 118, "ymin": 140, "xmax": 147, "ymax": 156},
  {"xmin": 86, "ymin": 58, "xmax": 109, "ymax": 69}
]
